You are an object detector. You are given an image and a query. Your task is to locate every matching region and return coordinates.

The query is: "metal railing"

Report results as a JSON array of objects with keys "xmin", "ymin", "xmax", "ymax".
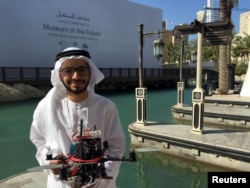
[{"xmin": 0, "ymin": 67, "xmax": 180, "ymax": 85}]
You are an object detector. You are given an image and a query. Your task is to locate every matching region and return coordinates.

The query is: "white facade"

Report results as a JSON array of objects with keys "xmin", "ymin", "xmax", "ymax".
[
  {"xmin": 0, "ymin": 0, "xmax": 162, "ymax": 68},
  {"xmin": 240, "ymin": 61, "xmax": 250, "ymax": 97},
  {"xmin": 239, "ymin": 11, "xmax": 250, "ymax": 36},
  {"xmin": 206, "ymin": 0, "xmax": 214, "ymax": 22},
  {"xmin": 205, "ymin": 0, "xmax": 220, "ymax": 23}
]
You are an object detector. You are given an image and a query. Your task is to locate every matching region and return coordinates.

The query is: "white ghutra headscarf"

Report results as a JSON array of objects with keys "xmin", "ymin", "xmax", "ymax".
[
  {"xmin": 51, "ymin": 47, "xmax": 104, "ymax": 93},
  {"xmin": 34, "ymin": 47, "xmax": 105, "ymax": 158}
]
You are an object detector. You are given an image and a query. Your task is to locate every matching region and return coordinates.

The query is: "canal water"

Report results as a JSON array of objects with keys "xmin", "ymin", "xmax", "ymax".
[{"xmin": 0, "ymin": 87, "xmax": 229, "ymax": 187}]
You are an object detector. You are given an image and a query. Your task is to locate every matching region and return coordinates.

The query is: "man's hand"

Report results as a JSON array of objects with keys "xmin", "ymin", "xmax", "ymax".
[{"xmin": 49, "ymin": 154, "xmax": 65, "ymax": 174}]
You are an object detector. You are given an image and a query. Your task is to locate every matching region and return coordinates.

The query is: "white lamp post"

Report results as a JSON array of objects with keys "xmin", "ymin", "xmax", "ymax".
[
  {"xmin": 177, "ymin": 43, "xmax": 197, "ymax": 106},
  {"xmin": 136, "ymin": 24, "xmax": 165, "ymax": 125},
  {"xmin": 191, "ymin": 11, "xmax": 206, "ymax": 133},
  {"xmin": 177, "ymin": 40, "xmax": 185, "ymax": 106}
]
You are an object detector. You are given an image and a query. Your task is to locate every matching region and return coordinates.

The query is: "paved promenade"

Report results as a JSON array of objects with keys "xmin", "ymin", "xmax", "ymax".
[
  {"xmin": 0, "ymin": 171, "xmax": 46, "ymax": 188},
  {"xmin": 172, "ymin": 94, "xmax": 250, "ymax": 128},
  {"xmin": 129, "ymin": 94, "xmax": 250, "ymax": 171},
  {"xmin": 129, "ymin": 121, "xmax": 250, "ymax": 171}
]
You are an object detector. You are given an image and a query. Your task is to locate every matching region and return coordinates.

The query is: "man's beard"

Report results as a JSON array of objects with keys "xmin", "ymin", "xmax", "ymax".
[{"xmin": 62, "ymin": 79, "xmax": 89, "ymax": 94}]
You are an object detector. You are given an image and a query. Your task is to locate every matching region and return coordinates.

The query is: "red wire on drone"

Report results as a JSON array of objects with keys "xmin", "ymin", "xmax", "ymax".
[{"xmin": 69, "ymin": 154, "xmax": 103, "ymax": 163}]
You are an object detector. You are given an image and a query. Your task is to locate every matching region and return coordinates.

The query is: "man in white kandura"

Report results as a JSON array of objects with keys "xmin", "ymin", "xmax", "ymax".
[{"xmin": 30, "ymin": 47, "xmax": 126, "ymax": 188}]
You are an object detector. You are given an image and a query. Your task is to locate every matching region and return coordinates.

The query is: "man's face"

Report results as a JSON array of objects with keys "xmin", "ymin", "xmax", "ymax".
[{"xmin": 59, "ymin": 58, "xmax": 91, "ymax": 94}]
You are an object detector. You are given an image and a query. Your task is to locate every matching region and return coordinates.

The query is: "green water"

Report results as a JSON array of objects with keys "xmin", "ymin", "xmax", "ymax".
[{"xmin": 0, "ymin": 88, "xmax": 228, "ymax": 187}]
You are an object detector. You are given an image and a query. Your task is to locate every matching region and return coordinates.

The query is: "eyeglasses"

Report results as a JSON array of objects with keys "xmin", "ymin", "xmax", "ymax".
[{"xmin": 60, "ymin": 66, "xmax": 89, "ymax": 77}]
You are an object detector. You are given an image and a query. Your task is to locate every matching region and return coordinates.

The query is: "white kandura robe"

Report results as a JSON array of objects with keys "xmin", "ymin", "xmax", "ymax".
[{"xmin": 30, "ymin": 87, "xmax": 126, "ymax": 188}]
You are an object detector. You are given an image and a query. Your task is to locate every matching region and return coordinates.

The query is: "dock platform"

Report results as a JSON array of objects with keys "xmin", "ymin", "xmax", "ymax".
[
  {"xmin": 129, "ymin": 94, "xmax": 250, "ymax": 171},
  {"xmin": 172, "ymin": 94, "xmax": 250, "ymax": 129},
  {"xmin": 0, "ymin": 171, "xmax": 46, "ymax": 188},
  {"xmin": 129, "ymin": 122, "xmax": 250, "ymax": 171}
]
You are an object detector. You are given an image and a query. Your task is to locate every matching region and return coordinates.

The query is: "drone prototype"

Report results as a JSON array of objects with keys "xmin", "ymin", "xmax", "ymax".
[
  {"xmin": 28, "ymin": 117, "xmax": 160, "ymax": 188},
  {"xmin": 28, "ymin": 122, "xmax": 137, "ymax": 188}
]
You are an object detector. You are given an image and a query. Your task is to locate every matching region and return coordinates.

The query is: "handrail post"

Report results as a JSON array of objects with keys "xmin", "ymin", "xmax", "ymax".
[
  {"xmin": 20, "ymin": 67, "xmax": 24, "ymax": 82},
  {"xmin": 2, "ymin": 67, "xmax": 6, "ymax": 82},
  {"xmin": 36, "ymin": 67, "xmax": 39, "ymax": 81}
]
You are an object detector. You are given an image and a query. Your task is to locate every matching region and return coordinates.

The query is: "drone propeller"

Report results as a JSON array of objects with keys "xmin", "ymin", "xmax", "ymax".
[
  {"xmin": 27, "ymin": 164, "xmax": 63, "ymax": 172},
  {"xmin": 134, "ymin": 147, "xmax": 161, "ymax": 153},
  {"xmin": 27, "ymin": 160, "xmax": 100, "ymax": 172}
]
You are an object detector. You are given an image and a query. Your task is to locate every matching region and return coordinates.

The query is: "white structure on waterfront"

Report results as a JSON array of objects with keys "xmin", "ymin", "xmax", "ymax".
[
  {"xmin": 240, "ymin": 61, "xmax": 250, "ymax": 97},
  {"xmin": 0, "ymin": 0, "xmax": 163, "ymax": 68},
  {"xmin": 239, "ymin": 11, "xmax": 250, "ymax": 36},
  {"xmin": 205, "ymin": 0, "xmax": 220, "ymax": 23}
]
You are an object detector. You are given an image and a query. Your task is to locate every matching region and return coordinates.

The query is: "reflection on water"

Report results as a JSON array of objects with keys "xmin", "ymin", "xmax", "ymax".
[{"xmin": 118, "ymin": 151, "xmax": 230, "ymax": 188}]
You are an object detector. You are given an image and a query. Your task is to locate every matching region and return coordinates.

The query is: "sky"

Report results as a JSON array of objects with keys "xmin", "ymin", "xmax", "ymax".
[{"xmin": 129, "ymin": 0, "xmax": 250, "ymax": 33}]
